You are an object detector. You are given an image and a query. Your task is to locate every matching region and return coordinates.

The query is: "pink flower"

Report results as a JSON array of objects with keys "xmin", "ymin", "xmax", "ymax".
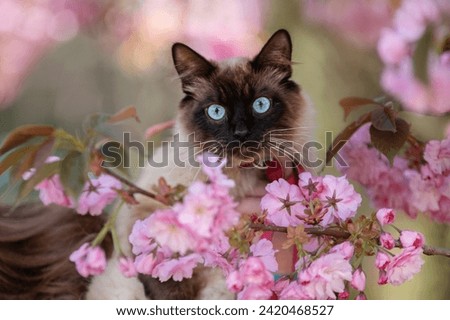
[
  {"xmin": 378, "ymin": 270, "xmax": 388, "ymax": 285},
  {"xmin": 260, "ymin": 179, "xmax": 306, "ymax": 227},
  {"xmin": 76, "ymin": 174, "xmax": 121, "ymax": 216},
  {"xmin": 129, "ymin": 219, "xmax": 156, "ymax": 256},
  {"xmin": 226, "ymin": 271, "xmax": 243, "ymax": 293},
  {"xmin": 249, "ymin": 239, "xmax": 278, "ymax": 273},
  {"xmin": 377, "ymin": 28, "xmax": 409, "ymax": 64},
  {"xmin": 386, "ymin": 247, "xmax": 424, "ymax": 285},
  {"xmin": 355, "ymin": 292, "xmax": 367, "ymax": 300},
  {"xmin": 380, "ymin": 233, "xmax": 395, "ymax": 250},
  {"xmin": 134, "ymin": 253, "xmax": 157, "ymax": 275},
  {"xmin": 148, "ymin": 210, "xmax": 194, "ymax": 255},
  {"xmin": 240, "ymin": 257, "xmax": 274, "ymax": 287},
  {"xmin": 424, "ymin": 139, "xmax": 450, "ymax": 175},
  {"xmin": 152, "ymin": 254, "xmax": 202, "ymax": 282},
  {"xmin": 376, "ymin": 208, "xmax": 395, "ymax": 226},
  {"xmin": 351, "ymin": 269, "xmax": 366, "ymax": 291},
  {"xmin": 69, "ymin": 243, "xmax": 106, "ymax": 278},
  {"xmin": 375, "ymin": 252, "xmax": 390, "ymax": 270},
  {"xmin": 320, "ymin": 175, "xmax": 362, "ymax": 223},
  {"xmin": 338, "ymin": 291, "xmax": 349, "ymax": 300},
  {"xmin": 298, "ymin": 252, "xmax": 352, "ymax": 300},
  {"xmin": 35, "ymin": 174, "xmax": 75, "ymax": 208},
  {"xmin": 119, "ymin": 256, "xmax": 137, "ymax": 278},
  {"xmin": 278, "ymin": 281, "xmax": 310, "ymax": 300},
  {"xmin": 400, "ymin": 231, "xmax": 424, "ymax": 249},
  {"xmin": 178, "ymin": 182, "xmax": 218, "ymax": 237},
  {"xmin": 237, "ymin": 285, "xmax": 273, "ymax": 300},
  {"xmin": 329, "ymin": 241, "xmax": 354, "ymax": 260}
]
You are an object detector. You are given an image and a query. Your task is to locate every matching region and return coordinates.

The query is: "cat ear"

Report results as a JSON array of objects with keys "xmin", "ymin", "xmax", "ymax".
[
  {"xmin": 252, "ymin": 29, "xmax": 292, "ymax": 78},
  {"xmin": 172, "ymin": 43, "xmax": 215, "ymax": 91}
]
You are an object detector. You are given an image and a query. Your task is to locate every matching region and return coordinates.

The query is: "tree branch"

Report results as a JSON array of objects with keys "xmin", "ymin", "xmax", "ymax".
[
  {"xmin": 250, "ymin": 223, "xmax": 450, "ymax": 258},
  {"xmin": 102, "ymin": 167, "xmax": 158, "ymax": 200}
]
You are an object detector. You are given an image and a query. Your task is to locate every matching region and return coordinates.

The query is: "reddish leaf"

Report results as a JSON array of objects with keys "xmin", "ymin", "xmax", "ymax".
[
  {"xmin": 0, "ymin": 144, "xmax": 40, "ymax": 176},
  {"xmin": 11, "ymin": 138, "xmax": 55, "ymax": 180},
  {"xmin": 369, "ymin": 118, "xmax": 410, "ymax": 162},
  {"xmin": 339, "ymin": 97, "xmax": 380, "ymax": 120},
  {"xmin": 107, "ymin": 106, "xmax": 140, "ymax": 124},
  {"xmin": 0, "ymin": 125, "xmax": 54, "ymax": 155},
  {"xmin": 370, "ymin": 106, "xmax": 397, "ymax": 133}
]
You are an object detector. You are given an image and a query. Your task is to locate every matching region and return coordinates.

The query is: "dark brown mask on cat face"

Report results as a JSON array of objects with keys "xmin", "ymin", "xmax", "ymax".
[{"xmin": 172, "ymin": 29, "xmax": 310, "ymax": 167}]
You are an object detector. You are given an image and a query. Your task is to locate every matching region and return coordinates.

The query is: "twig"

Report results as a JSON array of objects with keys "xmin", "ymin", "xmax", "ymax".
[
  {"xmin": 249, "ymin": 223, "xmax": 351, "ymax": 239},
  {"xmin": 102, "ymin": 167, "xmax": 157, "ymax": 200},
  {"xmin": 250, "ymin": 223, "xmax": 450, "ymax": 258}
]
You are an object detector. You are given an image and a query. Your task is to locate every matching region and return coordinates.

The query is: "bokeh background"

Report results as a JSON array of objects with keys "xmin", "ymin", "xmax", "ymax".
[{"xmin": 0, "ymin": 0, "xmax": 449, "ymax": 299}]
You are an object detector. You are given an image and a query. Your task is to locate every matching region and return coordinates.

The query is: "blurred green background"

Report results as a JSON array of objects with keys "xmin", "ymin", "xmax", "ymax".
[{"xmin": 0, "ymin": 0, "xmax": 448, "ymax": 299}]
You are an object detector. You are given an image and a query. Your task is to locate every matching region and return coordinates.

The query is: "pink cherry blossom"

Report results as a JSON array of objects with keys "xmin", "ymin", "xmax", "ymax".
[
  {"xmin": 378, "ymin": 270, "xmax": 388, "ymax": 285},
  {"xmin": 178, "ymin": 182, "xmax": 218, "ymax": 237},
  {"xmin": 226, "ymin": 271, "xmax": 244, "ymax": 293},
  {"xmin": 320, "ymin": 175, "xmax": 362, "ymax": 223},
  {"xmin": 240, "ymin": 257, "xmax": 274, "ymax": 288},
  {"xmin": 260, "ymin": 179, "xmax": 306, "ymax": 227},
  {"xmin": 377, "ymin": 28, "xmax": 410, "ymax": 64},
  {"xmin": 249, "ymin": 239, "xmax": 278, "ymax": 273},
  {"xmin": 400, "ymin": 231, "xmax": 425, "ymax": 249},
  {"xmin": 380, "ymin": 233, "xmax": 395, "ymax": 250},
  {"xmin": 134, "ymin": 253, "xmax": 157, "ymax": 275},
  {"xmin": 76, "ymin": 174, "xmax": 121, "ymax": 216},
  {"xmin": 278, "ymin": 281, "xmax": 310, "ymax": 300},
  {"xmin": 35, "ymin": 174, "xmax": 75, "ymax": 208},
  {"xmin": 298, "ymin": 252, "xmax": 353, "ymax": 300},
  {"xmin": 237, "ymin": 285, "xmax": 273, "ymax": 300},
  {"xmin": 329, "ymin": 241, "xmax": 354, "ymax": 260},
  {"xmin": 355, "ymin": 292, "xmax": 367, "ymax": 300},
  {"xmin": 69, "ymin": 243, "xmax": 106, "ymax": 278},
  {"xmin": 386, "ymin": 247, "xmax": 424, "ymax": 285},
  {"xmin": 376, "ymin": 208, "xmax": 396, "ymax": 226},
  {"xmin": 148, "ymin": 210, "xmax": 194, "ymax": 255},
  {"xmin": 128, "ymin": 219, "xmax": 156, "ymax": 256},
  {"xmin": 152, "ymin": 254, "xmax": 203, "ymax": 282},
  {"xmin": 119, "ymin": 256, "xmax": 137, "ymax": 278},
  {"xmin": 375, "ymin": 252, "xmax": 390, "ymax": 270},
  {"xmin": 351, "ymin": 269, "xmax": 366, "ymax": 291},
  {"xmin": 338, "ymin": 291, "xmax": 350, "ymax": 300},
  {"xmin": 424, "ymin": 139, "xmax": 450, "ymax": 175}
]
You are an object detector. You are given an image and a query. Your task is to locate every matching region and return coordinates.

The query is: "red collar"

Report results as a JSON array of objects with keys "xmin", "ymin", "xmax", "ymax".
[{"xmin": 265, "ymin": 160, "xmax": 305, "ymax": 184}]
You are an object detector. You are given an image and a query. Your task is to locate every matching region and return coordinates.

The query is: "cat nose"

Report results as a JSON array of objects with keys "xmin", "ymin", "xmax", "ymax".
[{"xmin": 234, "ymin": 124, "xmax": 249, "ymax": 139}]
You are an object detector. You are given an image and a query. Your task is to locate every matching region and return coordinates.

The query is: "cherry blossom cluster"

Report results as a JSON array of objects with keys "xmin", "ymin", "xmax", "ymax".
[
  {"xmin": 127, "ymin": 157, "xmax": 242, "ymax": 282},
  {"xmin": 339, "ymin": 124, "xmax": 450, "ymax": 224},
  {"xmin": 377, "ymin": 0, "xmax": 450, "ymax": 114}
]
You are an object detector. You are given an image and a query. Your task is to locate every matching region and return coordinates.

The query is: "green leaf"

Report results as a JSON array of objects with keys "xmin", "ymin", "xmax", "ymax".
[
  {"xmin": 18, "ymin": 161, "xmax": 61, "ymax": 200},
  {"xmin": 370, "ymin": 105, "xmax": 397, "ymax": 133},
  {"xmin": 60, "ymin": 151, "xmax": 87, "ymax": 198},
  {"xmin": 53, "ymin": 129, "xmax": 85, "ymax": 152},
  {"xmin": 369, "ymin": 118, "xmax": 410, "ymax": 163},
  {"xmin": 0, "ymin": 144, "xmax": 40, "ymax": 176},
  {"xmin": 339, "ymin": 97, "xmax": 380, "ymax": 120},
  {"xmin": 413, "ymin": 27, "xmax": 432, "ymax": 84},
  {"xmin": 0, "ymin": 125, "xmax": 54, "ymax": 155}
]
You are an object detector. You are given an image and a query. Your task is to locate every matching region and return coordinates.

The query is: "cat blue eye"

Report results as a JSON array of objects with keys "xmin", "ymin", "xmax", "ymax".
[
  {"xmin": 207, "ymin": 104, "xmax": 226, "ymax": 120},
  {"xmin": 252, "ymin": 97, "xmax": 271, "ymax": 114}
]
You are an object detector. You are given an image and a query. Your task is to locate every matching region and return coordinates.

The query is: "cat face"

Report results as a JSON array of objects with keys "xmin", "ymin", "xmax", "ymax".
[{"xmin": 172, "ymin": 30, "xmax": 310, "ymax": 167}]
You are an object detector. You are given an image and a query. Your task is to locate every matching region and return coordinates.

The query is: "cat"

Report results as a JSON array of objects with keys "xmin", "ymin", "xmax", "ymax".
[
  {"xmin": 86, "ymin": 29, "xmax": 315, "ymax": 299},
  {"xmin": 0, "ymin": 29, "xmax": 314, "ymax": 299}
]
